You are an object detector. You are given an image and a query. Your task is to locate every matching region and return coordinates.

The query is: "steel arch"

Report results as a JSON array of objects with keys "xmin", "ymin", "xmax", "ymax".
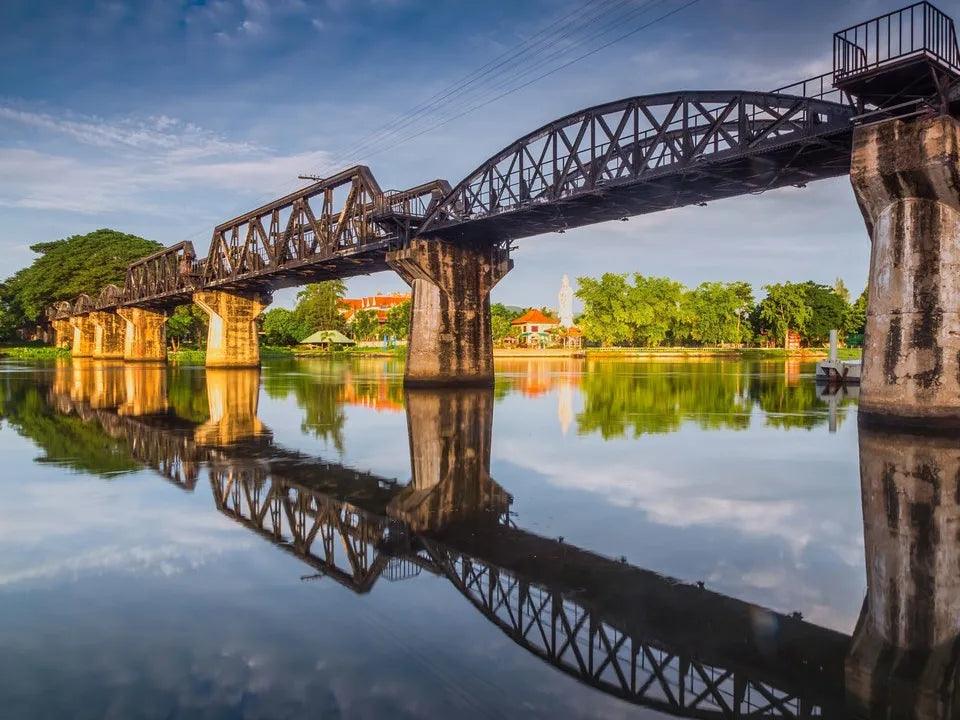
[{"xmin": 418, "ymin": 91, "xmax": 856, "ymax": 242}]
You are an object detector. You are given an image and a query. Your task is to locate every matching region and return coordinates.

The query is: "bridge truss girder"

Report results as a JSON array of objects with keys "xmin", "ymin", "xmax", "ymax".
[{"xmin": 418, "ymin": 91, "xmax": 857, "ymax": 243}]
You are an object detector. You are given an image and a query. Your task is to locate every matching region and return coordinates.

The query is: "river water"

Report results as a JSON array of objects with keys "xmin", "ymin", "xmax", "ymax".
[{"xmin": 0, "ymin": 356, "xmax": 944, "ymax": 718}]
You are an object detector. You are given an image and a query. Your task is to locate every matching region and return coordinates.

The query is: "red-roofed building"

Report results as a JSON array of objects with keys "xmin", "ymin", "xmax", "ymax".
[
  {"xmin": 338, "ymin": 293, "xmax": 410, "ymax": 325},
  {"xmin": 511, "ymin": 309, "xmax": 560, "ymax": 347}
]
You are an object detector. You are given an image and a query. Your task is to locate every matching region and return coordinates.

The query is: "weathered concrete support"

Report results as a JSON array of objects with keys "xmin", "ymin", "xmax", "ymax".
[
  {"xmin": 117, "ymin": 307, "xmax": 167, "ymax": 362},
  {"xmin": 387, "ymin": 238, "xmax": 512, "ymax": 386},
  {"xmin": 386, "ymin": 388, "xmax": 509, "ymax": 532},
  {"xmin": 846, "ymin": 419, "xmax": 960, "ymax": 718},
  {"xmin": 52, "ymin": 319, "xmax": 72, "ymax": 349},
  {"xmin": 851, "ymin": 115, "xmax": 960, "ymax": 423},
  {"xmin": 193, "ymin": 291, "xmax": 268, "ymax": 368},
  {"xmin": 195, "ymin": 368, "xmax": 265, "ymax": 446},
  {"xmin": 89, "ymin": 311, "xmax": 125, "ymax": 359},
  {"xmin": 69, "ymin": 315, "xmax": 97, "ymax": 358}
]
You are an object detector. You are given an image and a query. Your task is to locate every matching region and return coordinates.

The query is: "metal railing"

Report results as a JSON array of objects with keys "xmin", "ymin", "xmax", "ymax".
[
  {"xmin": 833, "ymin": 2, "xmax": 960, "ymax": 82},
  {"xmin": 773, "ymin": 71, "xmax": 857, "ymax": 108}
]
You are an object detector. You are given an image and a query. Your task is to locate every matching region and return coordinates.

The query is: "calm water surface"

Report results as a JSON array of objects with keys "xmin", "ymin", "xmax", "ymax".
[{"xmin": 0, "ymin": 356, "xmax": 935, "ymax": 718}]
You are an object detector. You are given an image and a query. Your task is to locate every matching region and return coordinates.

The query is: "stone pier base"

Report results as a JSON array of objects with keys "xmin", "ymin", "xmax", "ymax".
[
  {"xmin": 70, "ymin": 316, "xmax": 97, "ymax": 358},
  {"xmin": 846, "ymin": 420, "xmax": 960, "ymax": 717},
  {"xmin": 90, "ymin": 311, "xmax": 125, "ymax": 359},
  {"xmin": 118, "ymin": 307, "xmax": 167, "ymax": 362},
  {"xmin": 52, "ymin": 320, "xmax": 72, "ymax": 349},
  {"xmin": 851, "ymin": 115, "xmax": 960, "ymax": 423},
  {"xmin": 387, "ymin": 238, "xmax": 512, "ymax": 386},
  {"xmin": 193, "ymin": 291, "xmax": 268, "ymax": 368}
]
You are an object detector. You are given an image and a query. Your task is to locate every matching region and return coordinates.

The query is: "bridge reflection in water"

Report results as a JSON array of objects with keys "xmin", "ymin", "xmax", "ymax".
[{"xmin": 28, "ymin": 360, "xmax": 960, "ymax": 718}]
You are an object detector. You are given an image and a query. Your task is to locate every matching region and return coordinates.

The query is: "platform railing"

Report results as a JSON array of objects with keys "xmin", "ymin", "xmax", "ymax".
[{"xmin": 833, "ymin": 1, "xmax": 960, "ymax": 82}]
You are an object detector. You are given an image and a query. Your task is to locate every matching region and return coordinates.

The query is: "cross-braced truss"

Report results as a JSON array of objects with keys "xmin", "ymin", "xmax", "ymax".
[
  {"xmin": 211, "ymin": 473, "xmax": 409, "ymax": 593},
  {"xmin": 418, "ymin": 91, "xmax": 857, "ymax": 242},
  {"xmin": 423, "ymin": 541, "xmax": 840, "ymax": 719}
]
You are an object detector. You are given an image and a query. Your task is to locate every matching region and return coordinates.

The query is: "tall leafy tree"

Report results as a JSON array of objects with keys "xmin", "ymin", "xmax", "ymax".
[
  {"xmin": 262, "ymin": 307, "xmax": 307, "ymax": 345},
  {"xmin": 292, "ymin": 280, "xmax": 346, "ymax": 333},
  {"xmin": 575, "ymin": 273, "xmax": 635, "ymax": 346},
  {"xmin": 350, "ymin": 309, "xmax": 381, "ymax": 341},
  {"xmin": 759, "ymin": 283, "xmax": 812, "ymax": 348},
  {"xmin": 2, "ymin": 229, "xmax": 161, "ymax": 325},
  {"xmin": 801, "ymin": 281, "xmax": 848, "ymax": 345},
  {"xmin": 166, "ymin": 304, "xmax": 208, "ymax": 350},
  {"xmin": 491, "ymin": 303, "xmax": 520, "ymax": 342},
  {"xmin": 626, "ymin": 274, "xmax": 685, "ymax": 347},
  {"xmin": 385, "ymin": 299, "xmax": 411, "ymax": 339},
  {"xmin": 832, "ymin": 277, "xmax": 850, "ymax": 304},
  {"xmin": 685, "ymin": 282, "xmax": 744, "ymax": 346}
]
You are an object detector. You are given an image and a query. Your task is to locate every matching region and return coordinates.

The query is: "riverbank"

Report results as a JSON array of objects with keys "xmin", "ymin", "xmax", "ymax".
[
  {"xmin": 495, "ymin": 346, "xmax": 862, "ymax": 360},
  {"xmin": 1, "ymin": 344, "xmax": 860, "ymax": 362}
]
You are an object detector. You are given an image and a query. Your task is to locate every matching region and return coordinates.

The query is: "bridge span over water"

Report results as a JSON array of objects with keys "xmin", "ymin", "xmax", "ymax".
[
  {"xmin": 25, "ymin": 360, "xmax": 960, "ymax": 718},
  {"xmin": 44, "ymin": 3, "xmax": 960, "ymax": 424}
]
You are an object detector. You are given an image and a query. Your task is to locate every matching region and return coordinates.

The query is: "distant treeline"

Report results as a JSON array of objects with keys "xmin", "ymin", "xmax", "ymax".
[{"xmin": 569, "ymin": 274, "xmax": 865, "ymax": 348}]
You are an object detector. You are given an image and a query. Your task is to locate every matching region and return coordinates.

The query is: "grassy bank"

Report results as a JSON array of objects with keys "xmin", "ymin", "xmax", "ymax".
[
  {"xmin": 0, "ymin": 344, "xmax": 70, "ymax": 360},
  {"xmin": 581, "ymin": 346, "xmax": 862, "ymax": 360},
  {"xmin": 168, "ymin": 344, "xmax": 406, "ymax": 363}
]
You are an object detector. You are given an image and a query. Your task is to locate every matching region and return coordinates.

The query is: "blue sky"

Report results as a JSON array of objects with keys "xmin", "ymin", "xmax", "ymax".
[{"xmin": 0, "ymin": 0, "xmax": 906, "ymax": 308}]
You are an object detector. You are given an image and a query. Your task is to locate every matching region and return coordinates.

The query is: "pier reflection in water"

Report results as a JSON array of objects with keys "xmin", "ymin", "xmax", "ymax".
[{"xmin": 1, "ymin": 359, "xmax": 955, "ymax": 717}]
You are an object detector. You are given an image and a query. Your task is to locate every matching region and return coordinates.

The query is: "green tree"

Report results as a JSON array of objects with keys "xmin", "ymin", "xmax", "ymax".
[
  {"xmin": 292, "ymin": 280, "xmax": 346, "ymax": 334},
  {"xmin": 627, "ymin": 274, "xmax": 685, "ymax": 347},
  {"xmin": 385, "ymin": 299, "xmax": 411, "ymax": 340},
  {"xmin": 166, "ymin": 304, "xmax": 208, "ymax": 351},
  {"xmin": 2, "ymin": 229, "xmax": 161, "ymax": 326},
  {"xmin": 685, "ymin": 282, "xmax": 746, "ymax": 346},
  {"xmin": 846, "ymin": 288, "xmax": 868, "ymax": 345},
  {"xmin": 801, "ymin": 281, "xmax": 848, "ymax": 345},
  {"xmin": 491, "ymin": 303, "xmax": 520, "ymax": 342},
  {"xmin": 576, "ymin": 273, "xmax": 634, "ymax": 346},
  {"xmin": 262, "ymin": 307, "xmax": 306, "ymax": 345},
  {"xmin": 350, "ymin": 309, "xmax": 380, "ymax": 341},
  {"xmin": 833, "ymin": 277, "xmax": 850, "ymax": 304},
  {"xmin": 759, "ymin": 283, "xmax": 812, "ymax": 349}
]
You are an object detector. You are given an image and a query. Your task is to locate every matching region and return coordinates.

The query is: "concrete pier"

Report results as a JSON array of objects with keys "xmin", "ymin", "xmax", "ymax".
[
  {"xmin": 851, "ymin": 115, "xmax": 960, "ymax": 423},
  {"xmin": 70, "ymin": 315, "xmax": 96, "ymax": 358},
  {"xmin": 193, "ymin": 290, "xmax": 268, "ymax": 368},
  {"xmin": 52, "ymin": 319, "xmax": 72, "ymax": 349},
  {"xmin": 387, "ymin": 388, "xmax": 509, "ymax": 532},
  {"xmin": 846, "ymin": 420, "xmax": 960, "ymax": 718},
  {"xmin": 118, "ymin": 307, "xmax": 167, "ymax": 362},
  {"xmin": 90, "ymin": 311, "xmax": 125, "ymax": 359},
  {"xmin": 387, "ymin": 238, "xmax": 512, "ymax": 387}
]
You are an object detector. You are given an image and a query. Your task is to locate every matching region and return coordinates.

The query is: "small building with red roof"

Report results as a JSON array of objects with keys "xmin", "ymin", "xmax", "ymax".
[{"xmin": 511, "ymin": 309, "xmax": 560, "ymax": 347}]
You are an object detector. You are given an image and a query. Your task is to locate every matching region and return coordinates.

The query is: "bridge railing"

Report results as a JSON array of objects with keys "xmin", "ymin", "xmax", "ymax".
[
  {"xmin": 772, "ymin": 71, "xmax": 858, "ymax": 109},
  {"xmin": 833, "ymin": 2, "xmax": 960, "ymax": 82}
]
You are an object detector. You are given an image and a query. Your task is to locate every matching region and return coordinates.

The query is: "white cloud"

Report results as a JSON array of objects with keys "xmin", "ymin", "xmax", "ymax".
[{"xmin": 0, "ymin": 105, "xmax": 333, "ymax": 216}]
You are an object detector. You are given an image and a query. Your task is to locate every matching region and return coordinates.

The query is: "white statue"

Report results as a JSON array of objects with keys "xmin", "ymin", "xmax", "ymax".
[{"xmin": 558, "ymin": 274, "xmax": 574, "ymax": 328}]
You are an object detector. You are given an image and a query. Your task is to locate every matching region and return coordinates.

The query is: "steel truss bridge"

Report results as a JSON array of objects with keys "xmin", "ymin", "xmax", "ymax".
[
  {"xmin": 45, "ymin": 378, "xmax": 851, "ymax": 719},
  {"xmin": 48, "ymin": 3, "xmax": 960, "ymax": 321}
]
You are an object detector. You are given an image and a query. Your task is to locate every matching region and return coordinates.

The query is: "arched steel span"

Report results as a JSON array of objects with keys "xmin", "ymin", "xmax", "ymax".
[{"xmin": 418, "ymin": 90, "xmax": 857, "ymax": 243}]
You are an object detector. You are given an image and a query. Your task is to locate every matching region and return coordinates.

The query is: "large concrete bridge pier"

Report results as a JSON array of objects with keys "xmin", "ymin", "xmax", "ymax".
[
  {"xmin": 117, "ymin": 307, "xmax": 167, "ymax": 362},
  {"xmin": 388, "ymin": 238, "xmax": 512, "ymax": 387},
  {"xmin": 192, "ymin": 290, "xmax": 269, "ymax": 369},
  {"xmin": 69, "ymin": 315, "xmax": 96, "ymax": 358},
  {"xmin": 852, "ymin": 115, "xmax": 960, "ymax": 424},
  {"xmin": 89, "ymin": 311, "xmax": 125, "ymax": 359},
  {"xmin": 846, "ymin": 421, "xmax": 960, "ymax": 718}
]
